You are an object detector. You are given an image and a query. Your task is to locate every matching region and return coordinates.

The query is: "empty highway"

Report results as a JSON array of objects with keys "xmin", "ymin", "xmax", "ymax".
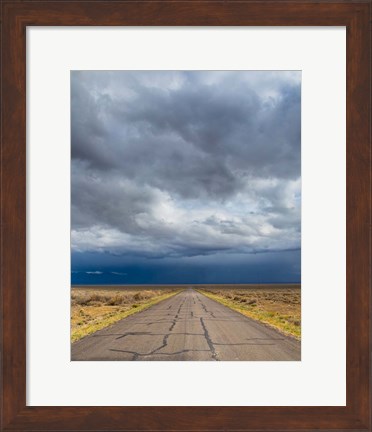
[{"xmin": 71, "ymin": 288, "xmax": 301, "ymax": 361}]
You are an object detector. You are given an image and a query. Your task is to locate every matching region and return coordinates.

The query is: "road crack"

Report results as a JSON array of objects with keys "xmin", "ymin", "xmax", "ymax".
[
  {"xmin": 200, "ymin": 317, "xmax": 219, "ymax": 361},
  {"xmin": 200, "ymin": 302, "xmax": 216, "ymax": 318}
]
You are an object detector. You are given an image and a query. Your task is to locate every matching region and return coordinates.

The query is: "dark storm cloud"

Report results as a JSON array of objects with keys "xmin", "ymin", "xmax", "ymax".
[
  {"xmin": 71, "ymin": 71, "xmax": 301, "ymax": 260},
  {"xmin": 72, "ymin": 72, "xmax": 300, "ymax": 196},
  {"xmin": 71, "ymin": 249, "xmax": 301, "ymax": 285}
]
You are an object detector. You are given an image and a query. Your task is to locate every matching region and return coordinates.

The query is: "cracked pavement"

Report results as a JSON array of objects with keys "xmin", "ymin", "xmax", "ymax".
[{"xmin": 71, "ymin": 288, "xmax": 301, "ymax": 361}]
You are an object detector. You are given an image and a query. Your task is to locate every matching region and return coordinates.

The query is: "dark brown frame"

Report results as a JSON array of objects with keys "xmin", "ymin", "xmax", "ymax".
[{"xmin": 1, "ymin": 1, "xmax": 371, "ymax": 431}]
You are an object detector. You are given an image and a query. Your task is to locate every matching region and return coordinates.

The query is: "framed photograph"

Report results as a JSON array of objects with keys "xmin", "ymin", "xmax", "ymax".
[{"xmin": 1, "ymin": 1, "xmax": 370, "ymax": 431}]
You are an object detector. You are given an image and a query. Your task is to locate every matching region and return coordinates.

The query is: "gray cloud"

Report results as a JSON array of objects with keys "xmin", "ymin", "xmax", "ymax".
[{"xmin": 71, "ymin": 71, "xmax": 301, "ymax": 259}]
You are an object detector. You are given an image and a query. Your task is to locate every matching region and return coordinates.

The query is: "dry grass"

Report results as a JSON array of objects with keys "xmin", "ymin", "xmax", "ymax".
[
  {"xmin": 198, "ymin": 285, "xmax": 301, "ymax": 339},
  {"xmin": 71, "ymin": 287, "xmax": 181, "ymax": 342}
]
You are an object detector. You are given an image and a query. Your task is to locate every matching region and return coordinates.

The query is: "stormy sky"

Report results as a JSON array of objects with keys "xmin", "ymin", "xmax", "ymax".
[{"xmin": 71, "ymin": 71, "xmax": 301, "ymax": 284}]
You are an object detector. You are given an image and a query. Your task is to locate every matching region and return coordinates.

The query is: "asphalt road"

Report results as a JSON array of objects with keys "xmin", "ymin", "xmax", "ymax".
[{"xmin": 71, "ymin": 288, "xmax": 301, "ymax": 361}]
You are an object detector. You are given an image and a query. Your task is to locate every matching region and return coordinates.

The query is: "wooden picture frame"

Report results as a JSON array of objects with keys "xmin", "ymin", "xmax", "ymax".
[{"xmin": 1, "ymin": 1, "xmax": 370, "ymax": 430}]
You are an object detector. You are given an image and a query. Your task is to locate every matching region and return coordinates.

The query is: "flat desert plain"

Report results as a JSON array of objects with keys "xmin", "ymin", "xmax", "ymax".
[{"xmin": 71, "ymin": 285, "xmax": 300, "ymax": 361}]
